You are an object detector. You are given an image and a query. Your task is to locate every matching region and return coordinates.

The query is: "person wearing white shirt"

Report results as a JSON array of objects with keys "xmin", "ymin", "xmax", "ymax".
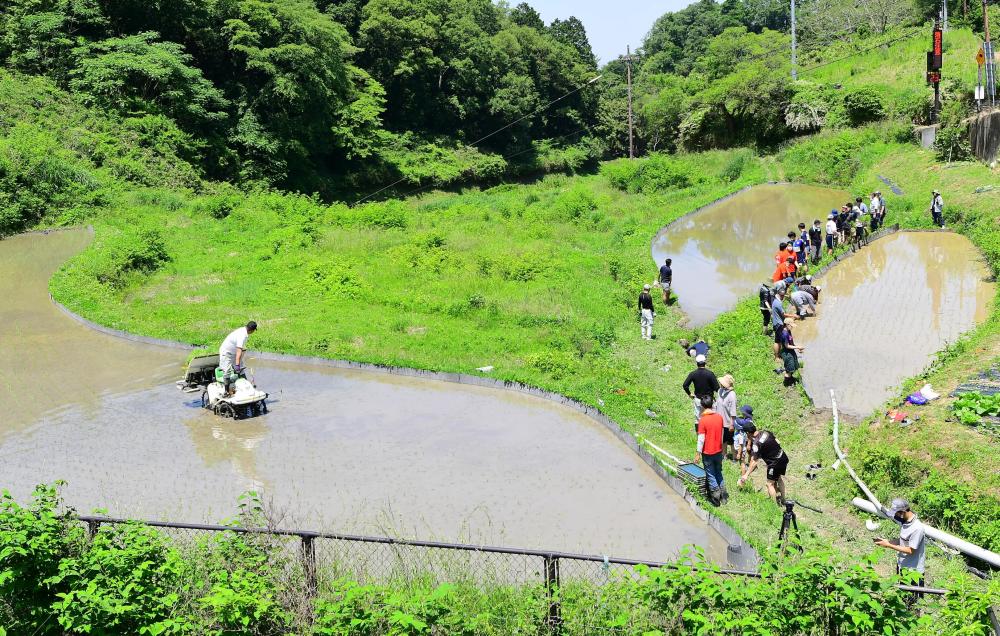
[
  {"xmin": 825, "ymin": 213, "xmax": 838, "ymax": 255},
  {"xmin": 220, "ymin": 321, "xmax": 257, "ymax": 394}
]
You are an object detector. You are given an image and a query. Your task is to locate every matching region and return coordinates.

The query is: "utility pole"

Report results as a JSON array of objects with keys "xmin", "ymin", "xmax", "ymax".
[
  {"xmin": 986, "ymin": 0, "xmax": 996, "ymax": 106},
  {"xmin": 942, "ymin": 0, "xmax": 948, "ymax": 31},
  {"xmin": 625, "ymin": 45, "xmax": 635, "ymax": 159},
  {"xmin": 790, "ymin": 0, "xmax": 798, "ymax": 80}
]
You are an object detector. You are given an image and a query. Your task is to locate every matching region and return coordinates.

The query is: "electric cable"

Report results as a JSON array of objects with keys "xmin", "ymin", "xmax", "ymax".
[
  {"xmin": 800, "ymin": 25, "xmax": 926, "ymax": 73},
  {"xmin": 353, "ymin": 75, "xmax": 604, "ymax": 206},
  {"xmin": 389, "ymin": 124, "xmax": 594, "ymax": 202}
]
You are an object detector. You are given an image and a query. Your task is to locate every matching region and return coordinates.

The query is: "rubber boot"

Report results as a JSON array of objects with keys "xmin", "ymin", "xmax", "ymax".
[
  {"xmin": 720, "ymin": 484, "xmax": 730, "ymax": 504},
  {"xmin": 709, "ymin": 488, "xmax": 722, "ymax": 507}
]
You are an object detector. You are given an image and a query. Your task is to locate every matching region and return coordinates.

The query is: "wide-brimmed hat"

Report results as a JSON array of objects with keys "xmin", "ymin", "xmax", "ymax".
[
  {"xmin": 719, "ymin": 374, "xmax": 734, "ymax": 389},
  {"xmin": 740, "ymin": 405, "xmax": 753, "ymax": 416}
]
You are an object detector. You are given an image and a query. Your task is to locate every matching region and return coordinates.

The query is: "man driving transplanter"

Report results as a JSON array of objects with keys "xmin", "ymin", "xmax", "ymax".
[{"xmin": 220, "ymin": 321, "xmax": 257, "ymax": 395}]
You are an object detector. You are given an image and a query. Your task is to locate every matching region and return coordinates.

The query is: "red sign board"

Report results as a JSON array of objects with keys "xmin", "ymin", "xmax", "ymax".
[
  {"xmin": 933, "ymin": 29, "xmax": 943, "ymax": 56},
  {"xmin": 927, "ymin": 71, "xmax": 941, "ymax": 84}
]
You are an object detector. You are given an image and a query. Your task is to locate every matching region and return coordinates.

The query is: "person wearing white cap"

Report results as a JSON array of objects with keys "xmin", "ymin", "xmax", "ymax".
[
  {"xmin": 929, "ymin": 190, "xmax": 944, "ymax": 228},
  {"xmin": 638, "ymin": 284, "xmax": 655, "ymax": 340},
  {"xmin": 683, "ymin": 354, "xmax": 719, "ymax": 428},
  {"xmin": 874, "ymin": 498, "xmax": 927, "ymax": 581}
]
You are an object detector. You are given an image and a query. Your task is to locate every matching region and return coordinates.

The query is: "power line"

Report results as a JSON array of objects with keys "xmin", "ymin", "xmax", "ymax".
[
  {"xmin": 352, "ymin": 75, "xmax": 603, "ymax": 206},
  {"xmin": 799, "ymin": 26, "xmax": 925, "ymax": 73},
  {"xmin": 390, "ymin": 125, "xmax": 594, "ymax": 202}
]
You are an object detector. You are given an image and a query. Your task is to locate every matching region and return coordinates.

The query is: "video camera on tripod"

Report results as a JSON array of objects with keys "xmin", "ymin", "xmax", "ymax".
[{"xmin": 779, "ymin": 498, "xmax": 822, "ymax": 547}]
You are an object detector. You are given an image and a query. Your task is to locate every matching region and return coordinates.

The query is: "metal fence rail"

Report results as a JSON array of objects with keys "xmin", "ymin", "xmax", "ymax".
[{"xmin": 76, "ymin": 513, "xmax": 950, "ymax": 631}]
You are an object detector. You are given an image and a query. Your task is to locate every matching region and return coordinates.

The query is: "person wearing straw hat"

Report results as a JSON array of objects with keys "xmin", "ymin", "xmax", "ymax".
[
  {"xmin": 638, "ymin": 284, "xmax": 655, "ymax": 340},
  {"xmin": 717, "ymin": 374, "xmax": 738, "ymax": 460}
]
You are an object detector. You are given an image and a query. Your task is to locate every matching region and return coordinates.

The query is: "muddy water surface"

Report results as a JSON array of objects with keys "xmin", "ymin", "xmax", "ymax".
[
  {"xmin": 1, "ymin": 230, "xmax": 728, "ymax": 561},
  {"xmin": 651, "ymin": 184, "xmax": 847, "ymax": 326},
  {"xmin": 795, "ymin": 232, "xmax": 995, "ymax": 416}
]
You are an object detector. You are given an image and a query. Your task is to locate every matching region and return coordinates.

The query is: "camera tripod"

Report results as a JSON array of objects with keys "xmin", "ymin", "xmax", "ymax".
[{"xmin": 778, "ymin": 499, "xmax": 822, "ymax": 551}]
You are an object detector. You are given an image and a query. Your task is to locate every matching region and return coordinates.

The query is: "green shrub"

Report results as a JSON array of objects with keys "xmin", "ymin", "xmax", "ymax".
[
  {"xmin": 859, "ymin": 446, "xmax": 920, "ymax": 489},
  {"xmin": 601, "ymin": 155, "xmax": 690, "ymax": 194},
  {"xmin": 355, "ymin": 201, "xmax": 408, "ymax": 230},
  {"xmin": 0, "ymin": 123, "xmax": 102, "ymax": 235},
  {"xmin": 841, "ymin": 86, "xmax": 887, "ymax": 127},
  {"xmin": 88, "ymin": 227, "xmax": 171, "ymax": 288},
  {"xmin": 50, "ymin": 522, "xmax": 194, "ymax": 634},
  {"xmin": 911, "ymin": 474, "xmax": 1000, "ymax": 551},
  {"xmin": 0, "ymin": 485, "xmax": 84, "ymax": 634},
  {"xmin": 553, "ymin": 186, "xmax": 597, "ymax": 221},
  {"xmin": 719, "ymin": 149, "xmax": 752, "ymax": 182},
  {"xmin": 636, "ymin": 548, "xmax": 916, "ymax": 635},
  {"xmin": 780, "ymin": 129, "xmax": 877, "ymax": 185},
  {"xmin": 934, "ymin": 100, "xmax": 973, "ymax": 162}
]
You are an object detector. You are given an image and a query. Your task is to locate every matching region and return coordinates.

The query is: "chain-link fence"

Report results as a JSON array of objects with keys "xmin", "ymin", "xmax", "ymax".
[
  {"xmin": 77, "ymin": 514, "xmax": 769, "ymax": 632},
  {"xmin": 76, "ymin": 515, "xmax": 965, "ymax": 634}
]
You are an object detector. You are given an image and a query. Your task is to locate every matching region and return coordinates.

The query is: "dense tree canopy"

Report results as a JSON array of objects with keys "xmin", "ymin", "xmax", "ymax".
[
  {"xmin": 0, "ymin": 0, "xmax": 601, "ymax": 193},
  {"xmin": 0, "ymin": 0, "xmax": 939, "ymax": 192}
]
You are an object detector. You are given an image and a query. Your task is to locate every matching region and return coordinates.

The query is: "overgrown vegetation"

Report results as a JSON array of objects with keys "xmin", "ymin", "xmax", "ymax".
[{"xmin": 3, "ymin": 485, "xmax": 997, "ymax": 635}]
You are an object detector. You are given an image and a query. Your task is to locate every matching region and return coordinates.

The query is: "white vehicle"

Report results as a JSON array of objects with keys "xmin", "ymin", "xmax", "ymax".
[{"xmin": 178, "ymin": 354, "xmax": 268, "ymax": 419}]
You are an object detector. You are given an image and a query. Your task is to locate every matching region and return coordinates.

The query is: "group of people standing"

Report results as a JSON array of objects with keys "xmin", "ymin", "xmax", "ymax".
[
  {"xmin": 681, "ymin": 354, "xmax": 789, "ymax": 508},
  {"xmin": 644, "ymin": 188, "xmax": 932, "ymax": 581}
]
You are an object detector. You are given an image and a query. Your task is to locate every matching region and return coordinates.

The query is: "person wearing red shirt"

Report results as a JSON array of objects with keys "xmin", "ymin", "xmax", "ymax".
[{"xmin": 696, "ymin": 396, "xmax": 727, "ymax": 506}]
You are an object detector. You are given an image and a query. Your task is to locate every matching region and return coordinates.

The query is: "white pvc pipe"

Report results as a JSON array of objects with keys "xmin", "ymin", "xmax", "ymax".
[
  {"xmin": 637, "ymin": 436, "xmax": 682, "ymax": 474},
  {"xmin": 832, "ymin": 389, "xmax": 1000, "ymax": 568},
  {"xmin": 852, "ymin": 498, "xmax": 1000, "ymax": 568}
]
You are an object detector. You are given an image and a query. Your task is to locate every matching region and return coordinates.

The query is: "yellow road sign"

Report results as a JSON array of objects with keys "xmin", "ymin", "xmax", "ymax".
[{"xmin": 977, "ymin": 47, "xmax": 986, "ymax": 66}]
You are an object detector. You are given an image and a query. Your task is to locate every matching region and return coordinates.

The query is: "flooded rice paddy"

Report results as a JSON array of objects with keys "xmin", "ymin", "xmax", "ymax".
[
  {"xmin": 795, "ymin": 232, "xmax": 995, "ymax": 416},
  {"xmin": 0, "ymin": 229, "xmax": 728, "ymax": 561},
  {"xmin": 651, "ymin": 184, "xmax": 848, "ymax": 327}
]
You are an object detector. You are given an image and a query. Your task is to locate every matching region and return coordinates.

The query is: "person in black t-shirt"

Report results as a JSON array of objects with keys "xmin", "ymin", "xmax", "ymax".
[
  {"xmin": 737, "ymin": 424, "xmax": 789, "ymax": 506},
  {"xmin": 683, "ymin": 355, "xmax": 719, "ymax": 428},
  {"xmin": 658, "ymin": 258, "xmax": 673, "ymax": 304},
  {"xmin": 639, "ymin": 284, "xmax": 655, "ymax": 340},
  {"xmin": 808, "ymin": 220, "xmax": 822, "ymax": 264},
  {"xmin": 758, "ymin": 282, "xmax": 774, "ymax": 335}
]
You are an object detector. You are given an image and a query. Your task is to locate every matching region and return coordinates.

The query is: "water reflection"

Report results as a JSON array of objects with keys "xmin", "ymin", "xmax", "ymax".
[
  {"xmin": 651, "ymin": 184, "xmax": 848, "ymax": 326},
  {"xmin": 184, "ymin": 411, "xmax": 268, "ymax": 492},
  {"xmin": 796, "ymin": 233, "xmax": 995, "ymax": 415}
]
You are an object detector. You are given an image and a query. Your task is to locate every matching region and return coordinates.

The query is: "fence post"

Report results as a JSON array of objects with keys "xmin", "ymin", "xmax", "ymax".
[
  {"xmin": 300, "ymin": 534, "xmax": 318, "ymax": 597},
  {"xmin": 86, "ymin": 519, "xmax": 100, "ymax": 539},
  {"xmin": 543, "ymin": 554, "xmax": 562, "ymax": 632}
]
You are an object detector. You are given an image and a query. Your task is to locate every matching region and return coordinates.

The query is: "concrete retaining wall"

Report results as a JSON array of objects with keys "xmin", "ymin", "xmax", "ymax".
[{"xmin": 970, "ymin": 109, "xmax": 1000, "ymax": 166}]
